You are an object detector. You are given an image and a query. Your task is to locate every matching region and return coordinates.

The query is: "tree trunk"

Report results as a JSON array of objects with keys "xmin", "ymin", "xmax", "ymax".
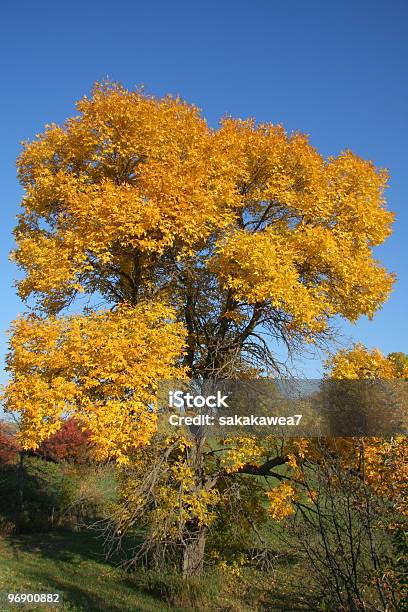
[
  {"xmin": 180, "ymin": 433, "xmax": 212, "ymax": 576},
  {"xmin": 181, "ymin": 527, "xmax": 206, "ymax": 576}
]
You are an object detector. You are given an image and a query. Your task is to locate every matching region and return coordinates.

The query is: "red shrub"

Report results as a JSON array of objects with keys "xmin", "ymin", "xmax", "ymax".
[
  {"xmin": 0, "ymin": 421, "xmax": 19, "ymax": 464},
  {"xmin": 37, "ymin": 419, "xmax": 92, "ymax": 463}
]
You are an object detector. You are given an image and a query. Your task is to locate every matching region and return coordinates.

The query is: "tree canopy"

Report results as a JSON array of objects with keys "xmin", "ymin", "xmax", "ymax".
[{"xmin": 5, "ymin": 82, "xmax": 395, "ymax": 458}]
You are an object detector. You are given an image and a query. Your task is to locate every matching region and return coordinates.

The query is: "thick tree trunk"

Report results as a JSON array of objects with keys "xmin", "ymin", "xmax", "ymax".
[{"xmin": 181, "ymin": 527, "xmax": 206, "ymax": 576}]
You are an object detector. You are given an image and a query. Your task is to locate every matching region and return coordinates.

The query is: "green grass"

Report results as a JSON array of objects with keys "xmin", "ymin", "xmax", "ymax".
[
  {"xmin": 0, "ymin": 527, "xmax": 320, "ymax": 611},
  {"xmin": 0, "ymin": 530, "xmax": 174, "ymax": 612}
]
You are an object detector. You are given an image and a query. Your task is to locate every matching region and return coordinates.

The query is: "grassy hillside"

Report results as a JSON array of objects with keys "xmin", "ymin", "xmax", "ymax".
[
  {"xmin": 0, "ymin": 531, "xmax": 174, "ymax": 612},
  {"xmin": 0, "ymin": 529, "xmax": 318, "ymax": 611}
]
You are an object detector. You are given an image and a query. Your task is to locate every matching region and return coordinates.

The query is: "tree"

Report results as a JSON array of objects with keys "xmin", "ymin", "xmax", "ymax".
[
  {"xmin": 282, "ymin": 347, "xmax": 408, "ymax": 611},
  {"xmin": 324, "ymin": 345, "xmax": 407, "ymax": 513},
  {"xmin": 3, "ymin": 82, "xmax": 396, "ymax": 575},
  {"xmin": 285, "ymin": 439, "xmax": 405, "ymax": 611}
]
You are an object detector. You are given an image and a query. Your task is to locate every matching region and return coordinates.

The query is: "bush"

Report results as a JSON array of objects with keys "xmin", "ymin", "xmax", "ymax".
[
  {"xmin": 0, "ymin": 456, "xmax": 71, "ymax": 531},
  {"xmin": 35, "ymin": 418, "xmax": 92, "ymax": 463},
  {"xmin": 58, "ymin": 463, "xmax": 117, "ymax": 527},
  {"xmin": 286, "ymin": 448, "xmax": 405, "ymax": 612},
  {"xmin": 0, "ymin": 421, "xmax": 19, "ymax": 464}
]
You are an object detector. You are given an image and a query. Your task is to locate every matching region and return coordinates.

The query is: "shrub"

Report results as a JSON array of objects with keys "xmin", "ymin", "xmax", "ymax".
[
  {"xmin": 35, "ymin": 419, "xmax": 92, "ymax": 463},
  {"xmin": 0, "ymin": 421, "xmax": 19, "ymax": 464}
]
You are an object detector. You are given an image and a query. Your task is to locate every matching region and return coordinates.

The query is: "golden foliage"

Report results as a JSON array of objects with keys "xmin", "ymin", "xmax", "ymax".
[
  {"xmin": 328, "ymin": 343, "xmax": 408, "ymax": 379},
  {"xmin": 4, "ymin": 82, "xmax": 396, "ymax": 471},
  {"xmin": 14, "ymin": 83, "xmax": 237, "ymax": 312},
  {"xmin": 266, "ymin": 482, "xmax": 297, "ymax": 520},
  {"xmin": 14, "ymin": 83, "xmax": 393, "ymax": 335},
  {"xmin": 326, "ymin": 345, "xmax": 407, "ymax": 513},
  {"xmin": 4, "ymin": 302, "xmax": 186, "ymax": 462}
]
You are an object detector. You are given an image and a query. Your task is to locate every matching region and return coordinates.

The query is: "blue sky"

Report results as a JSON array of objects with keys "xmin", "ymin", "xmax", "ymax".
[{"xmin": 1, "ymin": 0, "xmax": 407, "ymax": 381}]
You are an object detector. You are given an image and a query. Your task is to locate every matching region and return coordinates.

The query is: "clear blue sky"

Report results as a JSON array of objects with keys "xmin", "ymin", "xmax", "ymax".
[{"xmin": 1, "ymin": 0, "xmax": 407, "ymax": 381}]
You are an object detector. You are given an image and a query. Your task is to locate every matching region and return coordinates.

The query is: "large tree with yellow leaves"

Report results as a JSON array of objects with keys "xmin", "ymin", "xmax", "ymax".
[{"xmin": 4, "ymin": 82, "xmax": 397, "ymax": 574}]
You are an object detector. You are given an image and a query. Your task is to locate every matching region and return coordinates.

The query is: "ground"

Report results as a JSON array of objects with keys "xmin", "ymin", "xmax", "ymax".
[
  {"xmin": 0, "ymin": 531, "xmax": 173, "ymax": 612},
  {"xmin": 0, "ymin": 529, "xmax": 319, "ymax": 611}
]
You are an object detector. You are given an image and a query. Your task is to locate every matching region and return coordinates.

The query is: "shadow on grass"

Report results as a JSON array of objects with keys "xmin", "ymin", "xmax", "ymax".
[
  {"xmin": 6, "ymin": 528, "xmax": 141, "ymax": 568},
  {"xmin": 2, "ymin": 529, "xmax": 171, "ymax": 612},
  {"xmin": 261, "ymin": 593, "xmax": 321, "ymax": 612},
  {"xmin": 7, "ymin": 529, "xmax": 107, "ymax": 565},
  {"xmin": 9, "ymin": 568, "xmax": 127, "ymax": 612},
  {"xmin": 2, "ymin": 530, "xmax": 320, "ymax": 611}
]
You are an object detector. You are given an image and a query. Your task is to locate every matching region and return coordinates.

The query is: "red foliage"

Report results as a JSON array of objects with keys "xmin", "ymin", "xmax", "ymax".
[
  {"xmin": 37, "ymin": 419, "xmax": 92, "ymax": 463},
  {"xmin": 0, "ymin": 421, "xmax": 19, "ymax": 464}
]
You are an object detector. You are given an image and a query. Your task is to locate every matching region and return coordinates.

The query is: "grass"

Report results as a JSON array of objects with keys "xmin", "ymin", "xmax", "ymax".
[
  {"xmin": 0, "ymin": 530, "xmax": 175, "ymax": 612},
  {"xmin": 0, "ymin": 455, "xmax": 400, "ymax": 610},
  {"xmin": 0, "ymin": 527, "xmax": 321, "ymax": 611}
]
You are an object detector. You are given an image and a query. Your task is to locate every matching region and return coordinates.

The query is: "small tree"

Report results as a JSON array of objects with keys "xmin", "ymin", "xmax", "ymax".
[{"xmin": 287, "ymin": 439, "xmax": 405, "ymax": 611}]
